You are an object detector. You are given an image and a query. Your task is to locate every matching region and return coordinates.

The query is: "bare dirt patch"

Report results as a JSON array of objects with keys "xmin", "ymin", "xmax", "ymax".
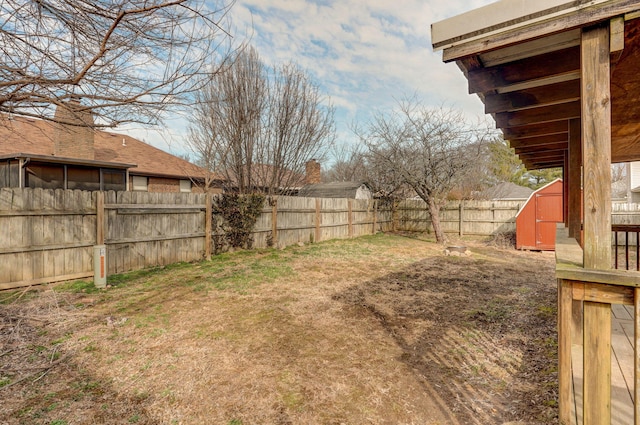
[{"xmin": 0, "ymin": 233, "xmax": 557, "ymax": 425}]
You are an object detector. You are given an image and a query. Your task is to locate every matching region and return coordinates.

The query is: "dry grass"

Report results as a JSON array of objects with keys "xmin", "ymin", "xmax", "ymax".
[{"xmin": 0, "ymin": 233, "xmax": 557, "ymax": 425}]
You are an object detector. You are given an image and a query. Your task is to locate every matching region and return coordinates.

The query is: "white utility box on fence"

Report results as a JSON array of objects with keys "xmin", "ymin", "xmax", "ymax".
[{"xmin": 93, "ymin": 245, "xmax": 107, "ymax": 288}]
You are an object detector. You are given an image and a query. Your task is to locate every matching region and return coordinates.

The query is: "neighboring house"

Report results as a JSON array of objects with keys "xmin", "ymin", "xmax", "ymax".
[
  {"xmin": 298, "ymin": 181, "xmax": 373, "ymax": 200},
  {"xmin": 0, "ymin": 104, "xmax": 223, "ymax": 193},
  {"xmin": 475, "ymin": 182, "xmax": 534, "ymax": 201},
  {"xmin": 224, "ymin": 159, "xmax": 322, "ymax": 195}
]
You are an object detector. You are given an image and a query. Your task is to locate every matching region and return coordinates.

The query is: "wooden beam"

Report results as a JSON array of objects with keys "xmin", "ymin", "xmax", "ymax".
[
  {"xmin": 572, "ymin": 281, "xmax": 635, "ymax": 305},
  {"xmin": 610, "ymin": 16, "xmax": 625, "ymax": 53},
  {"xmin": 484, "ymin": 79, "xmax": 581, "ymax": 113},
  {"xmin": 635, "ymin": 287, "xmax": 640, "ymax": 425},
  {"xmin": 495, "ymin": 101, "xmax": 580, "ymax": 128},
  {"xmin": 564, "ymin": 151, "xmax": 569, "ymax": 225},
  {"xmin": 568, "ymin": 119, "xmax": 582, "ymax": 240},
  {"xmin": 514, "ymin": 142, "xmax": 568, "ymax": 154},
  {"xmin": 583, "ymin": 301, "xmax": 612, "ymax": 424},
  {"xmin": 582, "ymin": 25, "xmax": 612, "ymax": 270},
  {"xmin": 558, "ymin": 279, "xmax": 573, "ymax": 425},
  {"xmin": 502, "ymin": 120, "xmax": 568, "ymax": 140},
  {"xmin": 467, "ymin": 46, "xmax": 580, "ymax": 94},
  {"xmin": 480, "ymin": 30, "xmax": 580, "ymax": 67},
  {"xmin": 517, "ymin": 151, "xmax": 566, "ymax": 161},
  {"xmin": 524, "ymin": 160, "xmax": 565, "ymax": 170},
  {"xmin": 441, "ymin": 0, "xmax": 640, "ymax": 62},
  {"xmin": 508, "ymin": 133, "xmax": 568, "ymax": 148}
]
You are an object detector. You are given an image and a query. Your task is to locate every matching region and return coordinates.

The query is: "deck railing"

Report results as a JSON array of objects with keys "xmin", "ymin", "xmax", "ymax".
[
  {"xmin": 557, "ymin": 225, "xmax": 640, "ymax": 425},
  {"xmin": 613, "ymin": 224, "xmax": 640, "ymax": 271}
]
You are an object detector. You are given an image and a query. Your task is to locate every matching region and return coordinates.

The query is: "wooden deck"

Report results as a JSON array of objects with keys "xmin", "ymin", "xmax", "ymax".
[{"xmin": 571, "ymin": 304, "xmax": 635, "ymax": 424}]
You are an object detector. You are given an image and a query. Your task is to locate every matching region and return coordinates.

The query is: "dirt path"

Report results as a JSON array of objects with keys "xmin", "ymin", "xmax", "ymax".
[{"xmin": 0, "ymin": 234, "xmax": 558, "ymax": 424}]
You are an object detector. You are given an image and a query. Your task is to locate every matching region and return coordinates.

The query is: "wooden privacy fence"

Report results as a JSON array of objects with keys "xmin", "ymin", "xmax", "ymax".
[
  {"xmin": 0, "ymin": 188, "xmax": 528, "ymax": 290},
  {"xmin": 0, "ymin": 189, "xmax": 396, "ymax": 290},
  {"xmin": 396, "ymin": 199, "xmax": 524, "ymax": 235}
]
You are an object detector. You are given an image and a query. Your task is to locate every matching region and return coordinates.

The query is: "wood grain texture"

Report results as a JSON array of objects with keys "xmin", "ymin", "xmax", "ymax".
[
  {"xmin": 583, "ymin": 301, "xmax": 612, "ymax": 425},
  {"xmin": 582, "ymin": 25, "xmax": 612, "ymax": 270},
  {"xmin": 559, "ymin": 279, "xmax": 573, "ymax": 425},
  {"xmin": 568, "ymin": 119, "xmax": 582, "ymax": 240}
]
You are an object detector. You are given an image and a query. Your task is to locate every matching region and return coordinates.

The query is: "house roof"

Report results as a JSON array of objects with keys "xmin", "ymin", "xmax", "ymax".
[
  {"xmin": 298, "ymin": 181, "xmax": 371, "ymax": 199},
  {"xmin": 0, "ymin": 114, "xmax": 219, "ymax": 180},
  {"xmin": 476, "ymin": 182, "xmax": 534, "ymax": 200},
  {"xmin": 224, "ymin": 163, "xmax": 306, "ymax": 190},
  {"xmin": 431, "ymin": 0, "xmax": 640, "ymax": 170}
]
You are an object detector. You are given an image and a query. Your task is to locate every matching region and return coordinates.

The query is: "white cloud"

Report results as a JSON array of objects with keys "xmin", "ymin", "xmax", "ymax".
[{"xmin": 142, "ymin": 0, "xmax": 498, "ymax": 158}]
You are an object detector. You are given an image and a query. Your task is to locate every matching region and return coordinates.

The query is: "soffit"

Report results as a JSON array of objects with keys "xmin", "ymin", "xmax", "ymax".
[{"xmin": 433, "ymin": 1, "xmax": 640, "ymax": 170}]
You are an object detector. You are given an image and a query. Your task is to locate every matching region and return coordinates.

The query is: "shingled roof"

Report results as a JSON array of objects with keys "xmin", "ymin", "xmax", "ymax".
[
  {"xmin": 298, "ymin": 181, "xmax": 372, "ymax": 199},
  {"xmin": 0, "ymin": 114, "xmax": 217, "ymax": 181},
  {"xmin": 476, "ymin": 182, "xmax": 534, "ymax": 200}
]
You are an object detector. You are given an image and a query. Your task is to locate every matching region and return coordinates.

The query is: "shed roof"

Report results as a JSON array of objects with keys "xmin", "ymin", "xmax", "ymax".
[
  {"xmin": 298, "ymin": 181, "xmax": 370, "ymax": 199},
  {"xmin": 477, "ymin": 181, "xmax": 534, "ymax": 200},
  {"xmin": 431, "ymin": 0, "xmax": 640, "ymax": 170}
]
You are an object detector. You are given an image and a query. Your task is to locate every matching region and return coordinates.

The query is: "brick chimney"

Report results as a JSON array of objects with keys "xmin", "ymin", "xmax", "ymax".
[
  {"xmin": 53, "ymin": 98, "xmax": 95, "ymax": 160},
  {"xmin": 305, "ymin": 159, "xmax": 321, "ymax": 184}
]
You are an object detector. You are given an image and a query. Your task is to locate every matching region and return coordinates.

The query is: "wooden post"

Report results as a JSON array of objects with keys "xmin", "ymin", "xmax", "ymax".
[
  {"xmin": 96, "ymin": 191, "xmax": 105, "ymax": 245},
  {"xmin": 581, "ymin": 25, "xmax": 612, "ymax": 270},
  {"xmin": 392, "ymin": 201, "xmax": 398, "ymax": 232},
  {"xmin": 563, "ymin": 151, "xmax": 569, "ymax": 226},
  {"xmin": 459, "ymin": 202, "xmax": 464, "ymax": 237},
  {"xmin": 635, "ymin": 287, "xmax": 640, "ymax": 425},
  {"xmin": 348, "ymin": 199, "xmax": 353, "ymax": 238},
  {"xmin": 568, "ymin": 118, "xmax": 582, "ymax": 241},
  {"xmin": 205, "ymin": 193, "xmax": 212, "ymax": 260},
  {"xmin": 558, "ymin": 279, "xmax": 573, "ymax": 425},
  {"xmin": 315, "ymin": 198, "xmax": 321, "ymax": 243},
  {"xmin": 372, "ymin": 199, "xmax": 378, "ymax": 234},
  {"xmin": 583, "ymin": 300, "xmax": 612, "ymax": 424},
  {"xmin": 271, "ymin": 196, "xmax": 278, "ymax": 247}
]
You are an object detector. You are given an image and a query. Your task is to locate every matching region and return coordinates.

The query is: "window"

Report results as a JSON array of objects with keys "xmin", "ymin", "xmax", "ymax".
[
  {"xmin": 102, "ymin": 169, "xmax": 126, "ymax": 191},
  {"xmin": 0, "ymin": 160, "xmax": 19, "ymax": 188},
  {"xmin": 179, "ymin": 179, "xmax": 192, "ymax": 193},
  {"xmin": 25, "ymin": 163, "xmax": 64, "ymax": 189},
  {"xmin": 67, "ymin": 166, "xmax": 100, "ymax": 191},
  {"xmin": 132, "ymin": 176, "xmax": 148, "ymax": 191}
]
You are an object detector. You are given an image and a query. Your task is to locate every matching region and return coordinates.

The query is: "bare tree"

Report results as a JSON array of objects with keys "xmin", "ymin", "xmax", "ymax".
[
  {"xmin": 1, "ymin": 0, "xmax": 234, "ymax": 127},
  {"xmin": 188, "ymin": 46, "xmax": 267, "ymax": 192},
  {"xmin": 357, "ymin": 100, "xmax": 489, "ymax": 243},
  {"xmin": 188, "ymin": 47, "xmax": 335, "ymax": 194}
]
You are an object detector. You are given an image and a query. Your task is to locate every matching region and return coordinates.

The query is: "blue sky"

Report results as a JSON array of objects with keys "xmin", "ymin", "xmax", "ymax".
[{"xmin": 117, "ymin": 0, "xmax": 497, "ymax": 163}]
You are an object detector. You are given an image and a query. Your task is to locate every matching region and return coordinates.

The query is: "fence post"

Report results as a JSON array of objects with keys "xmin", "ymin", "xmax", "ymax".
[
  {"xmin": 271, "ymin": 196, "xmax": 278, "ymax": 247},
  {"xmin": 315, "ymin": 198, "xmax": 321, "ymax": 243},
  {"xmin": 96, "ymin": 191, "xmax": 105, "ymax": 245},
  {"xmin": 348, "ymin": 199, "xmax": 353, "ymax": 237},
  {"xmin": 459, "ymin": 202, "xmax": 464, "ymax": 237},
  {"xmin": 392, "ymin": 201, "xmax": 398, "ymax": 232},
  {"xmin": 372, "ymin": 199, "xmax": 378, "ymax": 234},
  {"xmin": 205, "ymin": 193, "xmax": 212, "ymax": 260}
]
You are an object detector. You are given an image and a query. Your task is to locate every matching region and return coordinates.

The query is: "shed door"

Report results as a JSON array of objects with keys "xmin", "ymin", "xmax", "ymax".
[{"xmin": 535, "ymin": 193, "xmax": 563, "ymax": 250}]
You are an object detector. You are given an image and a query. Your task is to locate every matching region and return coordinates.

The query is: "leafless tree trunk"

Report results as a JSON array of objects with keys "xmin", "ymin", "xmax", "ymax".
[
  {"xmin": 1, "ymin": 0, "xmax": 234, "ymax": 127},
  {"xmin": 357, "ymin": 100, "xmax": 489, "ymax": 243},
  {"xmin": 188, "ymin": 48, "xmax": 335, "ymax": 194}
]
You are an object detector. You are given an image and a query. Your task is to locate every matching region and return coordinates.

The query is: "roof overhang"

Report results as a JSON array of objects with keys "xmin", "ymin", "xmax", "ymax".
[
  {"xmin": 0, "ymin": 153, "xmax": 135, "ymax": 169},
  {"xmin": 431, "ymin": 0, "xmax": 640, "ymax": 170}
]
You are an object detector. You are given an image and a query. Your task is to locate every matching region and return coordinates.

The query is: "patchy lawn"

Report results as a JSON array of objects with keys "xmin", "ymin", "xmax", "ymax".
[{"xmin": 0, "ymin": 233, "xmax": 557, "ymax": 425}]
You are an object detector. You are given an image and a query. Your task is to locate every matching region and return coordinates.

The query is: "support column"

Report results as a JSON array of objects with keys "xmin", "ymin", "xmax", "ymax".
[
  {"xmin": 568, "ymin": 119, "xmax": 582, "ymax": 241},
  {"xmin": 581, "ymin": 25, "xmax": 611, "ymax": 270},
  {"xmin": 581, "ymin": 24, "xmax": 613, "ymax": 425}
]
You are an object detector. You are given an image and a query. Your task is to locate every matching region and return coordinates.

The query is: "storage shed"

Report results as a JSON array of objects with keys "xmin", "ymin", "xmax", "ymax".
[{"xmin": 515, "ymin": 179, "xmax": 563, "ymax": 250}]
